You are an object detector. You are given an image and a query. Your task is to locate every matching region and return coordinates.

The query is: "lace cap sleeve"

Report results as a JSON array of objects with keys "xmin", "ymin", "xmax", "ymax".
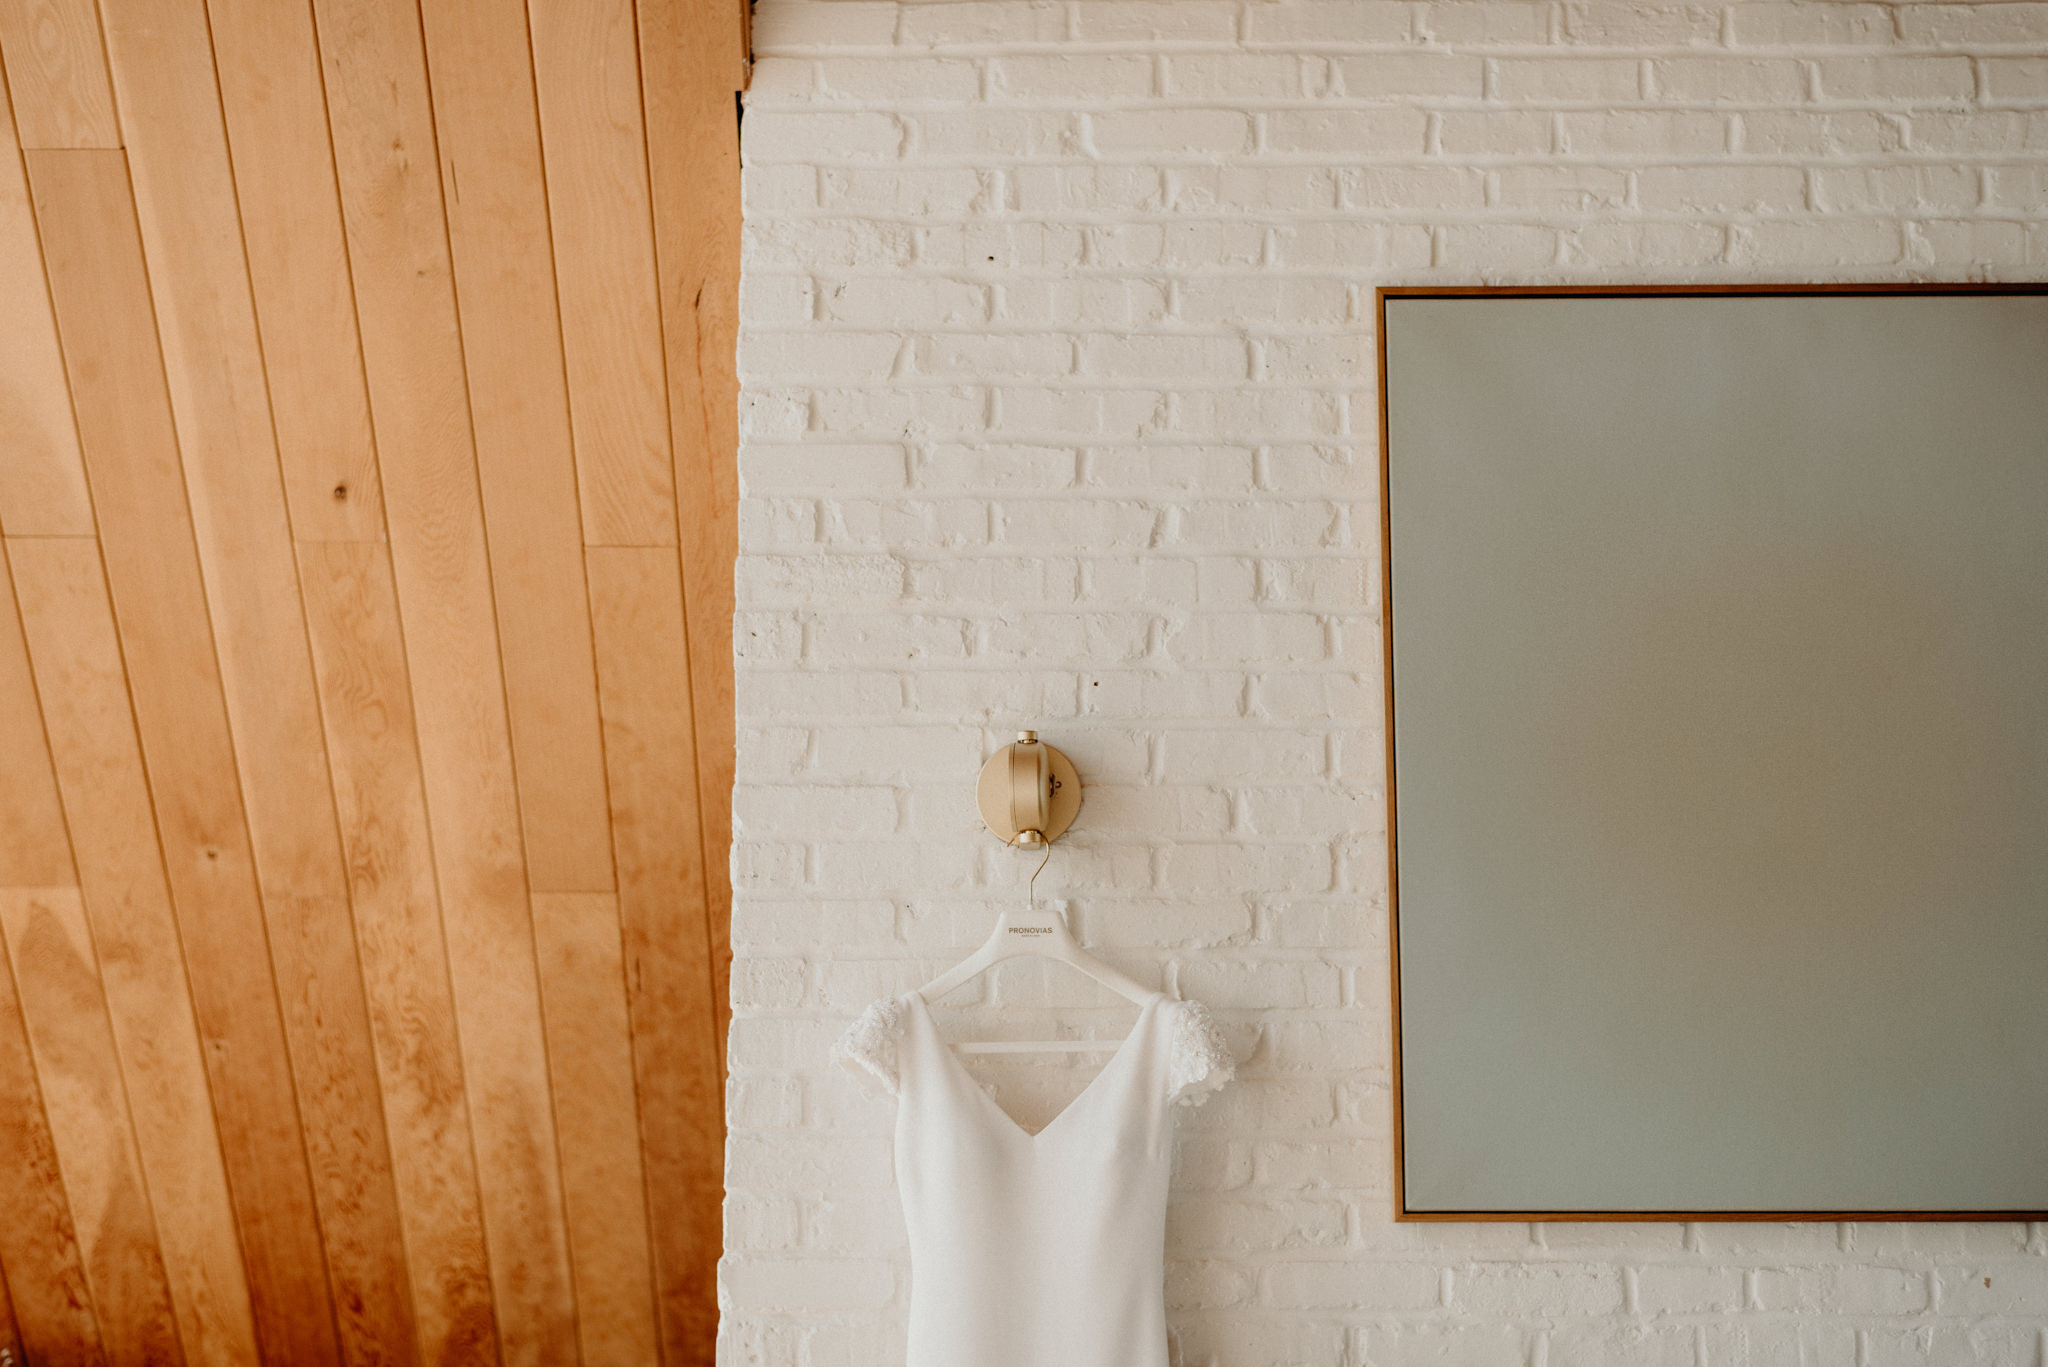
[
  {"xmin": 1164, "ymin": 997, "xmax": 1234, "ymax": 1108},
  {"xmin": 831, "ymin": 996, "xmax": 906, "ymax": 1099}
]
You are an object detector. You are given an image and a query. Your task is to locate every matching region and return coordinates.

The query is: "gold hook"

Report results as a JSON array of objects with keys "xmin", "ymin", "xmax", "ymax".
[
  {"xmin": 1027, "ymin": 840, "xmax": 1052, "ymax": 911},
  {"xmin": 1003, "ymin": 829, "xmax": 1056, "ymax": 912}
]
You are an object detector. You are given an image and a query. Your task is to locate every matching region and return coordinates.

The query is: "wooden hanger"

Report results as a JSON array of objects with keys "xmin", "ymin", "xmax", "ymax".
[{"xmin": 914, "ymin": 842, "xmax": 1158, "ymax": 1054}]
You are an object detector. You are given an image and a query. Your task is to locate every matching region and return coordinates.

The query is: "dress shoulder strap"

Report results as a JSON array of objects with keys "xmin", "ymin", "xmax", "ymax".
[
  {"xmin": 1160, "ymin": 996, "xmax": 1234, "ymax": 1108},
  {"xmin": 832, "ymin": 995, "xmax": 907, "ymax": 1099}
]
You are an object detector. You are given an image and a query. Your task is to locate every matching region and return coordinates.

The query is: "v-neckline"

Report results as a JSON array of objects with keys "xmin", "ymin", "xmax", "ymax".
[{"xmin": 907, "ymin": 990, "xmax": 1167, "ymax": 1142}]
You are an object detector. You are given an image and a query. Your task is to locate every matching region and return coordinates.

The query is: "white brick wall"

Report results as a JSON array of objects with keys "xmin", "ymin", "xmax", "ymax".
[{"xmin": 727, "ymin": 2, "xmax": 2048, "ymax": 1362}]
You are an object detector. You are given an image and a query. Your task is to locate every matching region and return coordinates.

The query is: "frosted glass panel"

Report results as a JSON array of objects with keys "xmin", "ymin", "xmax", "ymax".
[{"xmin": 1382, "ymin": 291, "xmax": 2048, "ymax": 1216}]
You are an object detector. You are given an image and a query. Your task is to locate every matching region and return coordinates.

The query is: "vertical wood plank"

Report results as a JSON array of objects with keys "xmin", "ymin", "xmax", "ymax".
[
  {"xmin": 0, "ymin": 908, "xmax": 104, "ymax": 1367},
  {"xmin": 527, "ymin": 0, "xmax": 676, "ymax": 549},
  {"xmin": 0, "ymin": 0, "xmax": 118, "ymax": 148},
  {"xmin": 7, "ymin": 537, "xmax": 263, "ymax": 1367},
  {"xmin": 298, "ymin": 539, "xmax": 501, "ymax": 1367},
  {"xmin": 733, "ymin": 0, "xmax": 751, "ymax": 93},
  {"xmin": 0, "ymin": 1253, "xmax": 23, "ymax": 1366},
  {"xmin": 586, "ymin": 546, "xmax": 724, "ymax": 1361},
  {"xmin": 0, "ymin": 66, "xmax": 92, "ymax": 535},
  {"xmin": 8, "ymin": 539, "xmax": 260, "ymax": 1367},
  {"xmin": 307, "ymin": 2, "xmax": 577, "ymax": 1358},
  {"xmin": 0, "ymin": 889, "xmax": 183, "ymax": 1367},
  {"xmin": 416, "ymin": 0, "xmax": 614, "ymax": 896},
  {"xmin": 0, "ymin": 546, "xmax": 100, "ymax": 1367},
  {"xmin": 96, "ymin": 5, "xmax": 417, "ymax": 1359},
  {"xmin": 530, "ymin": 892, "xmax": 660, "ymax": 1367},
  {"xmin": 637, "ymin": 0, "xmax": 741, "ymax": 1075},
  {"xmin": 0, "ymin": 540, "xmax": 71, "ymax": 888},
  {"xmin": 25, "ymin": 149, "xmax": 342, "ymax": 1367},
  {"xmin": 203, "ymin": 0, "xmax": 383, "ymax": 541}
]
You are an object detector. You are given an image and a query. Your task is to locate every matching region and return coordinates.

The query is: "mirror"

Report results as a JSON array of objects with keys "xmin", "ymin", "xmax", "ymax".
[{"xmin": 1379, "ymin": 286, "xmax": 2048, "ymax": 1219}]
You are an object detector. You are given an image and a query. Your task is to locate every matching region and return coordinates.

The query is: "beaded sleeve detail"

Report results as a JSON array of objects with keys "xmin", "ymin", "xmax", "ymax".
[
  {"xmin": 1163, "ymin": 998, "xmax": 1234, "ymax": 1108},
  {"xmin": 832, "ymin": 996, "xmax": 906, "ymax": 1098}
]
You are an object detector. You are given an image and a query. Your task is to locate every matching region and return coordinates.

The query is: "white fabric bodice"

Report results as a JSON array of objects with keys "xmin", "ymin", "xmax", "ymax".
[{"xmin": 834, "ymin": 989, "xmax": 1234, "ymax": 1367}]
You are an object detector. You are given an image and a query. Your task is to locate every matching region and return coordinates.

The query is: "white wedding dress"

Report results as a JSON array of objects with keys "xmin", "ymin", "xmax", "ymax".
[{"xmin": 834, "ymin": 988, "xmax": 1234, "ymax": 1367}]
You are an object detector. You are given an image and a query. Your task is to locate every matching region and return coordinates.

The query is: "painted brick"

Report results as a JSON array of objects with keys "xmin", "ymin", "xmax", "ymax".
[
  {"xmin": 1983, "ymin": 57, "xmax": 2048, "ymax": 103},
  {"xmin": 816, "ymin": 57, "xmax": 983, "ymax": 102},
  {"xmin": 1167, "ymin": 52, "xmax": 1319, "ymax": 99},
  {"xmin": 1337, "ymin": 53, "xmax": 1489, "ymax": 99},
  {"xmin": 997, "ymin": 273, "xmax": 1173, "ymax": 324},
  {"xmin": 1896, "ymin": 4, "xmax": 2048, "ymax": 49},
  {"xmin": 1171, "ymin": 166, "xmax": 1342, "ymax": 212},
  {"xmin": 1908, "ymin": 110, "xmax": 2048, "ymax": 156},
  {"xmin": 1358, "ymin": 1325, "xmax": 1530, "ymax": 1367},
  {"xmin": 1090, "ymin": 107, "xmax": 1255, "ymax": 157},
  {"xmin": 1454, "ymin": 1261, "xmax": 1628, "ymax": 1316},
  {"xmin": 1812, "ymin": 165, "xmax": 1980, "ymax": 213},
  {"xmin": 1741, "ymin": 109, "xmax": 1904, "ymax": 156},
  {"xmin": 820, "ymin": 276, "xmax": 989, "ymax": 327},
  {"xmin": 1989, "ymin": 165, "xmax": 2048, "ymax": 210},
  {"xmin": 1070, "ymin": 1, "xmax": 1240, "ymax": 44},
  {"xmin": 1261, "ymin": 1260, "xmax": 1442, "ymax": 1309},
  {"xmin": 818, "ymin": 165, "xmax": 991, "ymax": 214},
  {"xmin": 1244, "ymin": 0, "xmax": 1415, "ymax": 48},
  {"xmin": 1633, "ymin": 1263, "xmax": 1746, "ymax": 1315},
  {"xmin": 1493, "ymin": 57, "xmax": 1645, "ymax": 102},
  {"xmin": 1755, "ymin": 1265, "xmax": 1932, "ymax": 1315},
  {"xmin": 895, "ymin": 1, "xmax": 1069, "ymax": 48},
  {"xmin": 743, "ymin": 110, "xmax": 906, "ymax": 162},
  {"xmin": 989, "ymin": 53, "xmax": 1157, "ymax": 100},
  {"xmin": 1178, "ymin": 276, "xmax": 1352, "ymax": 327},
  {"xmin": 1013, "ymin": 164, "xmax": 1169, "ymax": 213},
  {"xmin": 1077, "ymin": 333, "xmax": 1249, "ymax": 380},
  {"xmin": 1650, "ymin": 56, "xmax": 1807, "ymax": 103},
  {"xmin": 1637, "ymin": 164, "xmax": 1808, "ymax": 214},
  {"xmin": 1557, "ymin": 109, "xmax": 1727, "ymax": 156},
  {"xmin": 1342, "ymin": 164, "xmax": 1487, "ymax": 210},
  {"xmin": 1729, "ymin": 4, "xmax": 1898, "ymax": 49},
  {"xmin": 1437, "ymin": 109, "xmax": 1556, "ymax": 155},
  {"xmin": 732, "ymin": 1, "xmax": 2048, "ymax": 1356},
  {"xmin": 1437, "ymin": 221, "xmax": 1561, "ymax": 266},
  {"xmin": 1495, "ymin": 163, "xmax": 1632, "ymax": 210},
  {"xmin": 1422, "ymin": 1, "xmax": 1553, "ymax": 47},
  {"xmin": 1543, "ymin": 1323, "xmax": 1699, "ymax": 1367},
  {"xmin": 741, "ymin": 444, "xmax": 909, "ymax": 496},
  {"xmin": 907, "ymin": 108, "xmax": 1077, "ymax": 156},
  {"xmin": 1816, "ymin": 57, "xmax": 1977, "ymax": 104},
  {"xmin": 1563, "ymin": 2, "xmax": 1723, "ymax": 48},
  {"xmin": 749, "ymin": 2, "xmax": 897, "ymax": 53}
]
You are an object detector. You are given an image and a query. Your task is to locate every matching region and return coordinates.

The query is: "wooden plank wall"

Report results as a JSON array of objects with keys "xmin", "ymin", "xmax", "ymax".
[{"xmin": 0, "ymin": 0, "xmax": 745, "ymax": 1361}]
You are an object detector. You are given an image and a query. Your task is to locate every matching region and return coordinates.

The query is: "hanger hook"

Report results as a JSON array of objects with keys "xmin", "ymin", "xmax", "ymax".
[{"xmin": 1027, "ymin": 840, "xmax": 1052, "ymax": 911}]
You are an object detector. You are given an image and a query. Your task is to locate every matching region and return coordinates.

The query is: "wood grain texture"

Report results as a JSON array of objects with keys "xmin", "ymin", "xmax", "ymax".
[
  {"xmin": 0, "ymin": 1, "xmax": 740, "ymax": 1353},
  {"xmin": 0, "ymin": 0, "xmax": 117, "ymax": 147},
  {"xmin": 0, "ymin": 68, "xmax": 91, "ymax": 536},
  {"xmin": 0, "ymin": 541, "xmax": 71, "ymax": 888},
  {"xmin": 97, "ymin": 9, "xmax": 417, "ymax": 1357},
  {"xmin": 528, "ymin": 0, "xmax": 676, "ymax": 549},
  {"xmin": 308, "ymin": 1, "xmax": 577, "ymax": 1358},
  {"xmin": 202, "ymin": 0, "xmax": 383, "ymax": 541},
  {"xmin": 638, "ymin": 0, "xmax": 742, "ymax": 1087},
  {"xmin": 26, "ymin": 148, "xmax": 343, "ymax": 1367},
  {"xmin": 0, "ymin": 914, "xmax": 104, "ymax": 1367},
  {"xmin": 529, "ymin": 892, "xmax": 660, "ymax": 1367},
  {"xmin": 0, "ymin": 888, "xmax": 184, "ymax": 1367},
  {"xmin": 586, "ymin": 547, "xmax": 724, "ymax": 1360},
  {"xmin": 298, "ymin": 539, "xmax": 499, "ymax": 1367},
  {"xmin": 7, "ymin": 536, "xmax": 261, "ymax": 1367},
  {"xmin": 417, "ymin": 0, "xmax": 615, "ymax": 897},
  {"xmin": 0, "ymin": 1256, "xmax": 24, "ymax": 1366}
]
